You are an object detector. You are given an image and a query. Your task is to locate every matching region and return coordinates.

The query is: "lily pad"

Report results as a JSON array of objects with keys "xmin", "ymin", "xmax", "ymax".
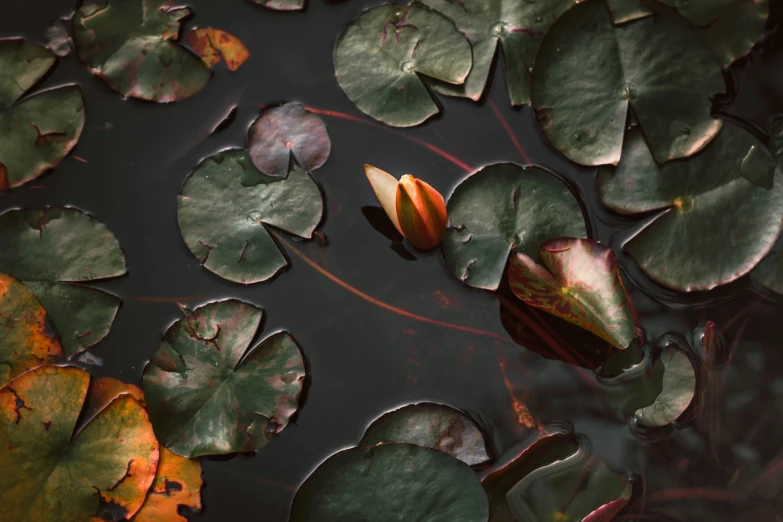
[
  {"xmin": 182, "ymin": 28, "xmax": 250, "ymax": 72},
  {"xmin": 248, "ymin": 103, "xmax": 331, "ymax": 178},
  {"xmin": 143, "ymin": 299, "xmax": 306, "ymax": 457},
  {"xmin": 751, "ymin": 119, "xmax": 783, "ymax": 295},
  {"xmin": 634, "ymin": 345, "xmax": 696, "ymax": 428},
  {"xmin": 598, "ymin": 123, "xmax": 783, "ymax": 292},
  {"xmin": 250, "ymin": 0, "xmax": 304, "ymax": 10},
  {"xmin": 73, "ymin": 0, "xmax": 210, "ymax": 102},
  {"xmin": 532, "ymin": 0, "xmax": 725, "ymax": 166},
  {"xmin": 606, "ymin": 0, "xmax": 654, "ymax": 24},
  {"xmin": 421, "ymin": 0, "xmax": 577, "ymax": 105},
  {"xmin": 0, "ymin": 38, "xmax": 84, "ymax": 189},
  {"xmin": 508, "ymin": 238, "xmax": 637, "ymax": 350},
  {"xmin": 333, "ymin": 2, "xmax": 472, "ymax": 127},
  {"xmin": 0, "ymin": 274, "xmax": 62, "ymax": 386},
  {"xmin": 133, "ymin": 447, "xmax": 203, "ymax": 522},
  {"xmin": 0, "ymin": 365, "xmax": 159, "ymax": 522},
  {"xmin": 360, "ymin": 403, "xmax": 491, "ymax": 466},
  {"xmin": 0, "ymin": 208, "xmax": 126, "ymax": 355},
  {"xmin": 178, "ymin": 149, "xmax": 323, "ymax": 284},
  {"xmin": 290, "ymin": 443, "xmax": 489, "ymax": 522},
  {"xmin": 444, "ymin": 163, "xmax": 587, "ymax": 291}
]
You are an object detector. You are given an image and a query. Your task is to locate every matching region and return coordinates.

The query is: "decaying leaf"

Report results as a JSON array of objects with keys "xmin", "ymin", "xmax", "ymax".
[
  {"xmin": 183, "ymin": 28, "xmax": 250, "ymax": 72},
  {"xmin": 0, "ymin": 38, "xmax": 84, "ymax": 188},
  {"xmin": 44, "ymin": 18, "xmax": 73, "ymax": 57},
  {"xmin": 143, "ymin": 299, "xmax": 306, "ymax": 457},
  {"xmin": 0, "ymin": 366, "xmax": 159, "ymax": 522},
  {"xmin": 132, "ymin": 447, "xmax": 203, "ymax": 522}
]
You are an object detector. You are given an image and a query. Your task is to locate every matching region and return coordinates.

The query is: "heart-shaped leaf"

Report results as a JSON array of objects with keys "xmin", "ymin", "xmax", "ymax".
[
  {"xmin": 598, "ymin": 123, "xmax": 783, "ymax": 292},
  {"xmin": 334, "ymin": 2, "xmax": 472, "ymax": 127},
  {"xmin": 182, "ymin": 28, "xmax": 250, "ymax": 72},
  {"xmin": 289, "ymin": 443, "xmax": 489, "ymax": 522},
  {"xmin": 250, "ymin": 0, "xmax": 304, "ymax": 10},
  {"xmin": 73, "ymin": 0, "xmax": 210, "ymax": 102},
  {"xmin": 421, "ymin": 0, "xmax": 577, "ymax": 105},
  {"xmin": 143, "ymin": 299, "xmax": 306, "ymax": 457},
  {"xmin": 0, "ymin": 38, "xmax": 84, "ymax": 189},
  {"xmin": 178, "ymin": 149, "xmax": 323, "ymax": 284},
  {"xmin": 508, "ymin": 238, "xmax": 637, "ymax": 349},
  {"xmin": 0, "ymin": 366, "xmax": 159, "ymax": 522},
  {"xmin": 443, "ymin": 163, "xmax": 587, "ymax": 291},
  {"xmin": 360, "ymin": 403, "xmax": 491, "ymax": 466},
  {"xmin": 532, "ymin": 0, "xmax": 725, "ymax": 166},
  {"xmin": 248, "ymin": 103, "xmax": 331, "ymax": 178},
  {"xmin": 0, "ymin": 208, "xmax": 126, "ymax": 355}
]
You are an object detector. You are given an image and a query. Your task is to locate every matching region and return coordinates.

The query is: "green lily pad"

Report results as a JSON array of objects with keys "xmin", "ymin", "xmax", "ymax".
[
  {"xmin": 508, "ymin": 238, "xmax": 637, "ymax": 349},
  {"xmin": 606, "ymin": 0, "xmax": 654, "ymax": 24},
  {"xmin": 598, "ymin": 123, "xmax": 783, "ymax": 292},
  {"xmin": 634, "ymin": 345, "xmax": 696, "ymax": 428},
  {"xmin": 250, "ymin": 0, "xmax": 304, "ymax": 10},
  {"xmin": 0, "ymin": 38, "xmax": 84, "ymax": 189},
  {"xmin": 751, "ymin": 119, "xmax": 783, "ymax": 295},
  {"xmin": 73, "ymin": 0, "xmax": 210, "ymax": 102},
  {"xmin": 657, "ymin": 0, "xmax": 769, "ymax": 66},
  {"xmin": 421, "ymin": 0, "xmax": 577, "ymax": 105},
  {"xmin": 0, "ymin": 208, "xmax": 126, "ymax": 355},
  {"xmin": 289, "ymin": 443, "xmax": 489, "ymax": 522},
  {"xmin": 443, "ymin": 163, "xmax": 587, "ymax": 291},
  {"xmin": 177, "ymin": 149, "xmax": 323, "ymax": 284},
  {"xmin": 360, "ymin": 403, "xmax": 491, "ymax": 466},
  {"xmin": 248, "ymin": 102, "xmax": 331, "ymax": 178},
  {"xmin": 0, "ymin": 365, "xmax": 159, "ymax": 522},
  {"xmin": 333, "ymin": 2, "xmax": 472, "ymax": 127},
  {"xmin": 142, "ymin": 299, "xmax": 306, "ymax": 457},
  {"xmin": 532, "ymin": 0, "xmax": 725, "ymax": 166}
]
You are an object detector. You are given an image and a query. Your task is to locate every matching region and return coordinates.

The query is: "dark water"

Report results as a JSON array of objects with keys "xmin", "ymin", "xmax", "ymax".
[{"xmin": 3, "ymin": 0, "xmax": 783, "ymax": 520}]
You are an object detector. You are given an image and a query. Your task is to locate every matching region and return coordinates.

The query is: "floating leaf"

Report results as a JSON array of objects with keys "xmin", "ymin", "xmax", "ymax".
[
  {"xmin": 44, "ymin": 18, "xmax": 73, "ymax": 57},
  {"xmin": 532, "ymin": 0, "xmax": 724, "ymax": 166},
  {"xmin": 248, "ymin": 103, "xmax": 331, "ymax": 178},
  {"xmin": 334, "ymin": 2, "xmax": 472, "ymax": 127},
  {"xmin": 508, "ymin": 238, "xmax": 637, "ymax": 349},
  {"xmin": 133, "ymin": 447, "xmax": 203, "ymax": 522},
  {"xmin": 360, "ymin": 403, "xmax": 490, "ymax": 466},
  {"xmin": 0, "ymin": 366, "xmax": 159, "ymax": 522},
  {"xmin": 606, "ymin": 0, "xmax": 654, "ymax": 24},
  {"xmin": 73, "ymin": 0, "xmax": 210, "ymax": 102},
  {"xmin": 250, "ymin": 0, "xmax": 304, "ymax": 10},
  {"xmin": 421, "ymin": 0, "xmax": 577, "ymax": 105},
  {"xmin": 290, "ymin": 443, "xmax": 489, "ymax": 522},
  {"xmin": 751, "ymin": 119, "xmax": 783, "ymax": 295},
  {"xmin": 444, "ymin": 163, "xmax": 587, "ymax": 291},
  {"xmin": 598, "ymin": 123, "xmax": 783, "ymax": 291},
  {"xmin": 634, "ymin": 345, "xmax": 696, "ymax": 428},
  {"xmin": 178, "ymin": 149, "xmax": 323, "ymax": 284},
  {"xmin": 182, "ymin": 28, "xmax": 250, "ymax": 72},
  {"xmin": 84, "ymin": 376, "xmax": 145, "ymax": 422},
  {"xmin": 143, "ymin": 299, "xmax": 306, "ymax": 457},
  {"xmin": 0, "ymin": 38, "xmax": 84, "ymax": 188},
  {"xmin": 0, "ymin": 274, "xmax": 62, "ymax": 386}
]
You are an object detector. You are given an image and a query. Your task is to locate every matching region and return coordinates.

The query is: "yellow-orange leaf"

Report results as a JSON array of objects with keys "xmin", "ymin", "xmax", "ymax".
[
  {"xmin": 184, "ymin": 28, "xmax": 250, "ymax": 72},
  {"xmin": 132, "ymin": 447, "xmax": 203, "ymax": 522}
]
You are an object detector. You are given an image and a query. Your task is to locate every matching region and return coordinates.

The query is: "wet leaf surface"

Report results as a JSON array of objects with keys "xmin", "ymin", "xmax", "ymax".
[
  {"xmin": 0, "ymin": 366, "xmax": 159, "ymax": 522},
  {"xmin": 598, "ymin": 123, "xmax": 783, "ymax": 291},
  {"xmin": 73, "ymin": 0, "xmax": 210, "ymax": 102},
  {"xmin": 334, "ymin": 2, "xmax": 472, "ymax": 127},
  {"xmin": 250, "ymin": 0, "xmax": 305, "ymax": 10},
  {"xmin": 290, "ymin": 443, "xmax": 489, "ymax": 522},
  {"xmin": 182, "ymin": 28, "xmax": 250, "ymax": 72},
  {"xmin": 0, "ymin": 38, "xmax": 84, "ymax": 188},
  {"xmin": 443, "ymin": 163, "xmax": 587, "ymax": 291},
  {"xmin": 132, "ymin": 447, "xmax": 203, "ymax": 522},
  {"xmin": 0, "ymin": 208, "xmax": 126, "ymax": 355},
  {"xmin": 143, "ymin": 299, "xmax": 306, "ymax": 457},
  {"xmin": 508, "ymin": 238, "xmax": 637, "ymax": 349},
  {"xmin": 606, "ymin": 0, "xmax": 654, "ymax": 24},
  {"xmin": 178, "ymin": 149, "xmax": 323, "ymax": 284},
  {"xmin": 248, "ymin": 103, "xmax": 331, "ymax": 177},
  {"xmin": 421, "ymin": 0, "xmax": 577, "ymax": 105},
  {"xmin": 532, "ymin": 0, "xmax": 724, "ymax": 166},
  {"xmin": 360, "ymin": 402, "xmax": 491, "ymax": 466},
  {"xmin": 633, "ymin": 346, "xmax": 696, "ymax": 428},
  {"xmin": 751, "ymin": 118, "xmax": 783, "ymax": 294}
]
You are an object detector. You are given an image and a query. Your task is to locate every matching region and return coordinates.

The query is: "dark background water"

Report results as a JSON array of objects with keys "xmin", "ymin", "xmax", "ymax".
[{"xmin": 3, "ymin": 0, "xmax": 783, "ymax": 520}]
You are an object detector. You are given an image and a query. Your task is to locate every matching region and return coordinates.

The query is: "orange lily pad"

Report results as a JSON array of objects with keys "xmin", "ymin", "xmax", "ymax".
[
  {"xmin": 183, "ymin": 28, "xmax": 250, "ymax": 72},
  {"xmin": 133, "ymin": 447, "xmax": 203, "ymax": 522}
]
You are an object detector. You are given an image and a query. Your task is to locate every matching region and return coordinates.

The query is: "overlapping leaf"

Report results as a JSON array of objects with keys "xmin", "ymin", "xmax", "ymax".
[
  {"xmin": 133, "ymin": 447, "xmax": 203, "ymax": 522},
  {"xmin": 183, "ymin": 28, "xmax": 250, "ymax": 72},
  {"xmin": 0, "ymin": 38, "xmax": 84, "ymax": 188}
]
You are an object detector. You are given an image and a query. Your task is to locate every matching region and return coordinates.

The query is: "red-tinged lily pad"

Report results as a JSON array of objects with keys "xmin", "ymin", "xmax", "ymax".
[
  {"xmin": 248, "ymin": 103, "xmax": 331, "ymax": 178},
  {"xmin": 0, "ymin": 274, "xmax": 62, "ymax": 386},
  {"xmin": 532, "ymin": 0, "xmax": 725, "ymax": 166},
  {"xmin": 142, "ymin": 299, "xmax": 306, "ymax": 457},
  {"xmin": 421, "ymin": 0, "xmax": 577, "ymax": 105},
  {"xmin": 250, "ymin": 0, "xmax": 304, "ymax": 10},
  {"xmin": 443, "ymin": 163, "xmax": 587, "ymax": 291},
  {"xmin": 182, "ymin": 28, "xmax": 250, "ymax": 72},
  {"xmin": 360, "ymin": 403, "xmax": 491, "ymax": 466},
  {"xmin": 132, "ymin": 447, "xmax": 203, "ymax": 522},
  {"xmin": 0, "ymin": 208, "xmax": 126, "ymax": 356},
  {"xmin": 0, "ymin": 366, "xmax": 159, "ymax": 522},
  {"xmin": 334, "ymin": 2, "xmax": 472, "ymax": 127},
  {"xmin": 598, "ymin": 123, "xmax": 783, "ymax": 292},
  {"xmin": 289, "ymin": 443, "xmax": 489, "ymax": 522},
  {"xmin": 73, "ymin": 0, "xmax": 210, "ymax": 103},
  {"xmin": 508, "ymin": 238, "xmax": 637, "ymax": 350},
  {"xmin": 177, "ymin": 149, "xmax": 324, "ymax": 284},
  {"xmin": 0, "ymin": 38, "xmax": 85, "ymax": 189}
]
